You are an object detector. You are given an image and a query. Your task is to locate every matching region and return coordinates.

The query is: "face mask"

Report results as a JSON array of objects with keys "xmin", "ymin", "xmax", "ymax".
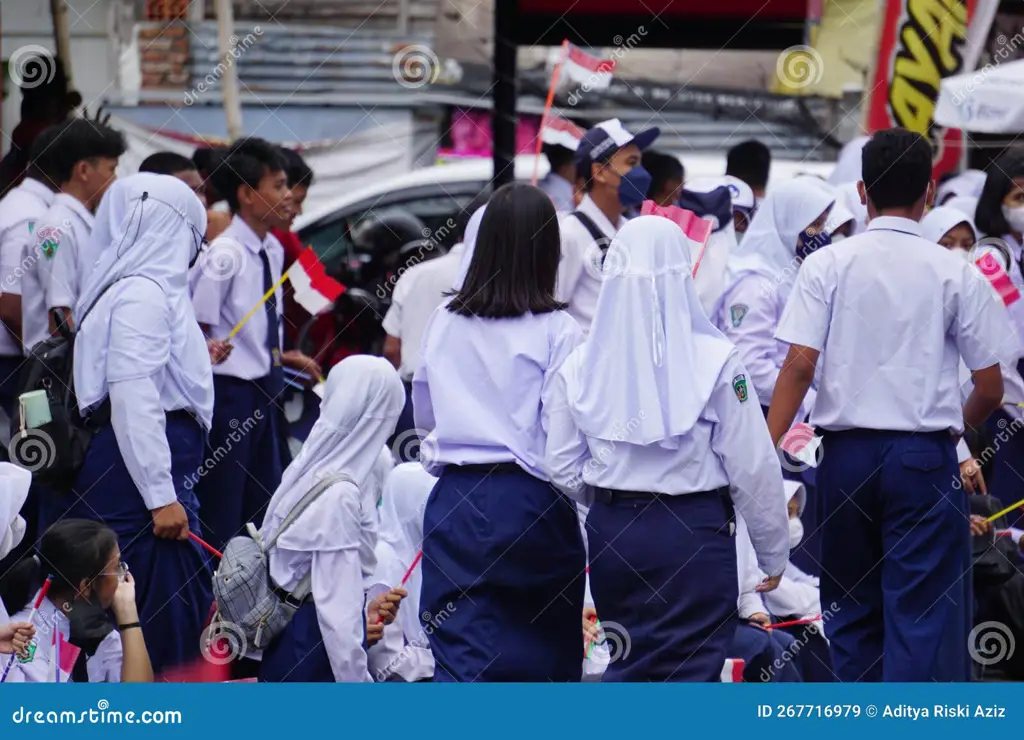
[
  {"xmin": 788, "ymin": 517, "xmax": 804, "ymax": 550},
  {"xmin": 617, "ymin": 164, "xmax": 653, "ymax": 209},
  {"xmin": 950, "ymin": 246, "xmax": 971, "ymax": 261},
  {"xmin": 1002, "ymin": 205, "xmax": 1024, "ymax": 234},
  {"xmin": 796, "ymin": 229, "xmax": 832, "ymax": 261},
  {"xmin": 831, "ymin": 233, "xmax": 846, "ymax": 243}
]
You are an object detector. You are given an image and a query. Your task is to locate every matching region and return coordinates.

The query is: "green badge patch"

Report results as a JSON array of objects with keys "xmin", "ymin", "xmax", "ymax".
[
  {"xmin": 732, "ymin": 374, "xmax": 749, "ymax": 403},
  {"xmin": 730, "ymin": 304, "xmax": 749, "ymax": 328},
  {"xmin": 27, "ymin": 221, "xmax": 34, "ymax": 234},
  {"xmin": 17, "ymin": 641, "xmax": 36, "ymax": 664},
  {"xmin": 36, "ymin": 226, "xmax": 61, "ymax": 259}
]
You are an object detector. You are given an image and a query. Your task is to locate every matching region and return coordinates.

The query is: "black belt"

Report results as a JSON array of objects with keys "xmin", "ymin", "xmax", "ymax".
[
  {"xmin": 273, "ymin": 584, "xmax": 311, "ymax": 609},
  {"xmin": 593, "ymin": 485, "xmax": 729, "ymax": 505},
  {"xmin": 448, "ymin": 462, "xmax": 522, "ymax": 475}
]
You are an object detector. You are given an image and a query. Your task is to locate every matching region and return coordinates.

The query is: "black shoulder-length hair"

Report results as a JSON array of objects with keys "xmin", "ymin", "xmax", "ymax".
[
  {"xmin": 975, "ymin": 154, "xmax": 1024, "ymax": 237},
  {"xmin": 447, "ymin": 182, "xmax": 566, "ymax": 319}
]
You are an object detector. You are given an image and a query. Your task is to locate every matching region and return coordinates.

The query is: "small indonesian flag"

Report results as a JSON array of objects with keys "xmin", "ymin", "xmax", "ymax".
[
  {"xmin": 289, "ymin": 247, "xmax": 345, "ymax": 316},
  {"xmin": 550, "ymin": 43, "xmax": 616, "ymax": 90},
  {"xmin": 975, "ymin": 252, "xmax": 1021, "ymax": 307},
  {"xmin": 50, "ymin": 627, "xmax": 81, "ymax": 683},
  {"xmin": 721, "ymin": 658, "xmax": 745, "ymax": 682},
  {"xmin": 640, "ymin": 201, "xmax": 714, "ymax": 278},
  {"xmin": 540, "ymin": 116, "xmax": 586, "ymax": 151}
]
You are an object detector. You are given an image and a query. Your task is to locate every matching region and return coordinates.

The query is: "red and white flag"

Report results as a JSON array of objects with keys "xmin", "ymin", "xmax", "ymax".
[
  {"xmin": 540, "ymin": 116, "xmax": 585, "ymax": 151},
  {"xmin": 721, "ymin": 658, "xmax": 745, "ymax": 683},
  {"xmin": 50, "ymin": 627, "xmax": 81, "ymax": 683},
  {"xmin": 288, "ymin": 246, "xmax": 345, "ymax": 316},
  {"xmin": 550, "ymin": 43, "xmax": 616, "ymax": 90},
  {"xmin": 640, "ymin": 201, "xmax": 714, "ymax": 278},
  {"xmin": 975, "ymin": 252, "xmax": 1021, "ymax": 307}
]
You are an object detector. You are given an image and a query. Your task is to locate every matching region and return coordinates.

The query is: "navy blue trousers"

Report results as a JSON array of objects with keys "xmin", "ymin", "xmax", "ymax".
[
  {"xmin": 588, "ymin": 489, "xmax": 738, "ymax": 682},
  {"xmin": 260, "ymin": 601, "xmax": 335, "ymax": 682},
  {"xmin": 776, "ymin": 622, "xmax": 834, "ymax": 682},
  {"xmin": 421, "ymin": 465, "xmax": 586, "ymax": 682},
  {"xmin": 984, "ymin": 410, "xmax": 1024, "ymax": 529},
  {"xmin": 66, "ymin": 412, "xmax": 214, "ymax": 675},
  {"xmin": 387, "ymin": 382, "xmax": 417, "ymax": 463},
  {"xmin": 817, "ymin": 429, "xmax": 972, "ymax": 682},
  {"xmin": 195, "ymin": 374, "xmax": 283, "ymax": 551},
  {"xmin": 730, "ymin": 622, "xmax": 802, "ymax": 682}
]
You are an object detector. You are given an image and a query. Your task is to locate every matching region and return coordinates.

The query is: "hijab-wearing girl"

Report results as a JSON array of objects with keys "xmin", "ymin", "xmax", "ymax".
[
  {"xmin": 715, "ymin": 179, "xmax": 834, "ymax": 416},
  {"xmin": 546, "ymin": 216, "xmax": 789, "ymax": 681},
  {"xmin": 259, "ymin": 356, "xmax": 406, "ymax": 682},
  {"xmin": 66, "ymin": 173, "xmax": 214, "ymax": 675},
  {"xmin": 414, "ymin": 182, "xmax": 587, "ymax": 682},
  {"xmin": 367, "ymin": 462, "xmax": 437, "ymax": 682},
  {"xmin": 975, "ymin": 154, "xmax": 1024, "ymax": 346},
  {"xmin": 0, "ymin": 519, "xmax": 153, "ymax": 682}
]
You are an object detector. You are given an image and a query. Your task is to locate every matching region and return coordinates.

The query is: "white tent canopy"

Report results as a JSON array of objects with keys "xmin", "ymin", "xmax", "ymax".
[{"xmin": 934, "ymin": 58, "xmax": 1024, "ymax": 134}]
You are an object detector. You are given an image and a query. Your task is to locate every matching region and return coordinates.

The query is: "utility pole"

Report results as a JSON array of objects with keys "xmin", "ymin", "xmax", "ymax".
[{"xmin": 214, "ymin": 0, "xmax": 243, "ymax": 140}]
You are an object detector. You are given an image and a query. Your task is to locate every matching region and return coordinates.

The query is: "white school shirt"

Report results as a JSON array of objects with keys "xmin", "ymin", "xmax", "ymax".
[
  {"xmin": 0, "ymin": 178, "xmax": 54, "ymax": 356},
  {"xmin": 777, "ymin": 216, "xmax": 1012, "ymax": 433},
  {"xmin": 381, "ymin": 244, "xmax": 464, "ymax": 382},
  {"xmin": 717, "ymin": 273, "xmax": 788, "ymax": 403},
  {"xmin": 413, "ymin": 304, "xmax": 584, "ymax": 480},
  {"xmin": 8, "ymin": 595, "xmax": 122, "ymax": 683},
  {"xmin": 736, "ymin": 515, "xmax": 767, "ymax": 619},
  {"xmin": 22, "ymin": 194, "xmax": 94, "ymax": 352},
  {"xmin": 546, "ymin": 351, "xmax": 790, "ymax": 577},
  {"xmin": 539, "ymin": 172, "xmax": 576, "ymax": 214},
  {"xmin": 190, "ymin": 216, "xmax": 284, "ymax": 380},
  {"xmin": 557, "ymin": 195, "xmax": 626, "ymax": 334}
]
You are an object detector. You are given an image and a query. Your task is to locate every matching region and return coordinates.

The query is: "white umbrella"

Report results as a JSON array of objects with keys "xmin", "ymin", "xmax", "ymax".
[{"xmin": 934, "ymin": 58, "xmax": 1024, "ymax": 134}]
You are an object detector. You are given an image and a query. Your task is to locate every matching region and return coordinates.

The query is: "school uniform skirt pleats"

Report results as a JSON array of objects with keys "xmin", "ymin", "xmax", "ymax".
[
  {"xmin": 66, "ymin": 411, "xmax": 214, "ymax": 675},
  {"xmin": 587, "ymin": 488, "xmax": 738, "ymax": 682},
  {"xmin": 421, "ymin": 464, "xmax": 586, "ymax": 682}
]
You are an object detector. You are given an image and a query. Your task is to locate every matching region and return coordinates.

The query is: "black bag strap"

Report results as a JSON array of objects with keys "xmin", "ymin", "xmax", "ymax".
[{"xmin": 571, "ymin": 211, "xmax": 609, "ymax": 251}]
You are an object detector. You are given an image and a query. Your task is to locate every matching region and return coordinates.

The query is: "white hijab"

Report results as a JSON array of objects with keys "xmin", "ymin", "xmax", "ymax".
[
  {"xmin": 725, "ymin": 178, "xmax": 835, "ymax": 290},
  {"xmin": 261, "ymin": 356, "xmax": 404, "ymax": 577},
  {"xmin": 73, "ymin": 174, "xmax": 213, "ymax": 428},
  {"xmin": 944, "ymin": 195, "xmax": 980, "ymax": 222},
  {"xmin": 452, "ymin": 205, "xmax": 487, "ymax": 290},
  {"xmin": 834, "ymin": 181, "xmax": 868, "ymax": 235},
  {"xmin": 921, "ymin": 206, "xmax": 978, "ymax": 244},
  {"xmin": 561, "ymin": 216, "xmax": 735, "ymax": 447},
  {"xmin": 0, "ymin": 463, "xmax": 31, "ymax": 622},
  {"xmin": 937, "ymin": 169, "xmax": 986, "ymax": 206},
  {"xmin": 795, "ymin": 176, "xmax": 855, "ymax": 236},
  {"xmin": 828, "ymin": 136, "xmax": 869, "ymax": 185}
]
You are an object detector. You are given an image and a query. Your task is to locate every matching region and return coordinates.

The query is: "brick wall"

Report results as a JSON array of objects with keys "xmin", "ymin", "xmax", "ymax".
[{"xmin": 138, "ymin": 21, "xmax": 190, "ymax": 90}]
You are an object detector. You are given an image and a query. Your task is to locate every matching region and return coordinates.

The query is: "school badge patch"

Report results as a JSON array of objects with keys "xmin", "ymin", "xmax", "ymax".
[
  {"xmin": 730, "ymin": 304, "xmax": 749, "ymax": 328},
  {"xmin": 37, "ymin": 226, "xmax": 62, "ymax": 259},
  {"xmin": 732, "ymin": 374, "xmax": 748, "ymax": 403},
  {"xmin": 17, "ymin": 640, "xmax": 37, "ymax": 663}
]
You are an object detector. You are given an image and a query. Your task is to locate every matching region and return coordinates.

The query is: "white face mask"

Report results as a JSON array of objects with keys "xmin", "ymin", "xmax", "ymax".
[
  {"xmin": 1002, "ymin": 204, "xmax": 1024, "ymax": 234},
  {"xmin": 788, "ymin": 517, "xmax": 804, "ymax": 550},
  {"xmin": 950, "ymin": 246, "xmax": 971, "ymax": 261},
  {"xmin": 831, "ymin": 233, "xmax": 846, "ymax": 243}
]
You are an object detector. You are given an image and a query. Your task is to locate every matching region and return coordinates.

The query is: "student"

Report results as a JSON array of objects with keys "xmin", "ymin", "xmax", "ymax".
[
  {"xmin": 975, "ymin": 154, "xmax": 1024, "ymax": 346},
  {"xmin": 557, "ymin": 119, "xmax": 659, "ymax": 334},
  {"xmin": 259, "ymin": 356, "xmax": 407, "ymax": 683},
  {"xmin": 642, "ymin": 150, "xmax": 684, "ymax": 206},
  {"xmin": 936, "ymin": 169, "xmax": 986, "ymax": 206},
  {"xmin": 368, "ymin": 462, "xmax": 437, "ymax": 682},
  {"xmin": 67, "ymin": 173, "xmax": 215, "ymax": 675},
  {"xmin": 383, "ymin": 198, "xmax": 485, "ymax": 455},
  {"xmin": 768, "ymin": 128, "xmax": 1011, "ymax": 682},
  {"xmin": 138, "ymin": 151, "xmax": 206, "ymax": 204},
  {"xmin": 190, "ymin": 138, "xmax": 321, "ymax": 551},
  {"xmin": 834, "ymin": 181, "xmax": 868, "ymax": 235},
  {"xmin": 726, "ymin": 139, "xmax": 770, "ymax": 201},
  {"xmin": 0, "ymin": 519, "xmax": 153, "ymax": 682},
  {"xmin": 715, "ymin": 179, "xmax": 834, "ymax": 415},
  {"xmin": 546, "ymin": 216, "xmax": 789, "ymax": 681},
  {"xmin": 676, "ymin": 177, "xmax": 738, "ymax": 315},
  {"xmin": 539, "ymin": 144, "xmax": 577, "ymax": 213},
  {"xmin": 414, "ymin": 183, "xmax": 586, "ymax": 681},
  {"xmin": 0, "ymin": 126, "xmax": 60, "ymax": 412},
  {"xmin": 21, "ymin": 118, "xmax": 125, "ymax": 349},
  {"xmin": 272, "ymin": 147, "xmax": 313, "ymax": 271}
]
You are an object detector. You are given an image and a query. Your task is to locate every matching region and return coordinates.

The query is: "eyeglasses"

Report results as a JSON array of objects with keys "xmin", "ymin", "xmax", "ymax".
[{"xmin": 101, "ymin": 560, "xmax": 129, "ymax": 583}]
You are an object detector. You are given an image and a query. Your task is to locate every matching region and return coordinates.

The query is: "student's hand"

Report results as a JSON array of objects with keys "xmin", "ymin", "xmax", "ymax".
[
  {"xmin": 207, "ymin": 339, "xmax": 233, "ymax": 365},
  {"xmin": 368, "ymin": 588, "xmax": 407, "ymax": 626},
  {"xmin": 281, "ymin": 350, "xmax": 323, "ymax": 385},
  {"xmin": 960, "ymin": 459, "xmax": 987, "ymax": 494},
  {"xmin": 582, "ymin": 606, "xmax": 599, "ymax": 648},
  {"xmin": 366, "ymin": 620, "xmax": 385, "ymax": 648},
  {"xmin": 756, "ymin": 574, "xmax": 782, "ymax": 593},
  {"xmin": 748, "ymin": 612, "xmax": 772, "ymax": 629},
  {"xmin": 0, "ymin": 622, "xmax": 35, "ymax": 655},
  {"xmin": 112, "ymin": 572, "xmax": 140, "ymax": 626},
  {"xmin": 151, "ymin": 502, "xmax": 190, "ymax": 540},
  {"xmin": 969, "ymin": 515, "xmax": 992, "ymax": 538}
]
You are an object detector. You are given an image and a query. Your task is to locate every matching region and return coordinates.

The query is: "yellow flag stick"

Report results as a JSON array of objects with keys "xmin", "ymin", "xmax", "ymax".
[
  {"xmin": 227, "ymin": 266, "xmax": 292, "ymax": 341},
  {"xmin": 987, "ymin": 497, "xmax": 1024, "ymax": 524}
]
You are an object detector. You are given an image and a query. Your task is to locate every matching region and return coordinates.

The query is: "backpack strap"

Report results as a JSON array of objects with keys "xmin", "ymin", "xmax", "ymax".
[
  {"xmin": 267, "ymin": 472, "xmax": 358, "ymax": 602},
  {"xmin": 570, "ymin": 211, "xmax": 609, "ymax": 251}
]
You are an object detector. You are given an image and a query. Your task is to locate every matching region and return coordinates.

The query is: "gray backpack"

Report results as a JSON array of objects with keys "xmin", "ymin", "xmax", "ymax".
[{"xmin": 210, "ymin": 473, "xmax": 355, "ymax": 653}]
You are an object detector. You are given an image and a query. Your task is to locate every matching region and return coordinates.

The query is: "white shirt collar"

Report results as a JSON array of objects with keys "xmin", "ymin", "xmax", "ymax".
[
  {"xmin": 21, "ymin": 178, "xmax": 55, "ymax": 205},
  {"xmin": 578, "ymin": 195, "xmax": 626, "ymax": 237},
  {"xmin": 53, "ymin": 192, "xmax": 95, "ymax": 228},
  {"xmin": 230, "ymin": 214, "xmax": 271, "ymax": 254},
  {"xmin": 866, "ymin": 215, "xmax": 922, "ymax": 237}
]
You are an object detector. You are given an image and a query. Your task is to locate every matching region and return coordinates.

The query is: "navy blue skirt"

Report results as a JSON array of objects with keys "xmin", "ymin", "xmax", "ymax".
[
  {"xmin": 65, "ymin": 411, "xmax": 214, "ymax": 676},
  {"xmin": 421, "ymin": 464, "xmax": 586, "ymax": 682}
]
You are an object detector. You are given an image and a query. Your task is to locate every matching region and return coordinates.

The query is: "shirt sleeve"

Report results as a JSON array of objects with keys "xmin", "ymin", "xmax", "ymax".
[
  {"xmin": 719, "ymin": 276, "xmax": 784, "ymax": 402},
  {"xmin": 776, "ymin": 252, "xmax": 833, "ymax": 352},
  {"xmin": 366, "ymin": 614, "xmax": 405, "ymax": 682},
  {"xmin": 382, "ymin": 273, "xmax": 409, "ymax": 338},
  {"xmin": 44, "ymin": 228, "xmax": 77, "ymax": 310},
  {"xmin": 110, "ymin": 378, "xmax": 178, "ymax": 511},
  {"xmin": 708, "ymin": 355, "xmax": 789, "ymax": 578},
  {"xmin": 312, "ymin": 547, "xmax": 372, "ymax": 682},
  {"xmin": 189, "ymin": 241, "xmax": 235, "ymax": 327},
  {"xmin": 0, "ymin": 218, "xmax": 30, "ymax": 297},
  {"xmin": 543, "ymin": 365, "xmax": 592, "ymax": 504},
  {"xmin": 86, "ymin": 630, "xmax": 123, "ymax": 683},
  {"xmin": 956, "ymin": 438, "xmax": 972, "ymax": 464},
  {"xmin": 956, "ymin": 264, "xmax": 1014, "ymax": 371},
  {"xmin": 555, "ymin": 224, "xmax": 586, "ymax": 304},
  {"xmin": 735, "ymin": 515, "xmax": 766, "ymax": 618}
]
